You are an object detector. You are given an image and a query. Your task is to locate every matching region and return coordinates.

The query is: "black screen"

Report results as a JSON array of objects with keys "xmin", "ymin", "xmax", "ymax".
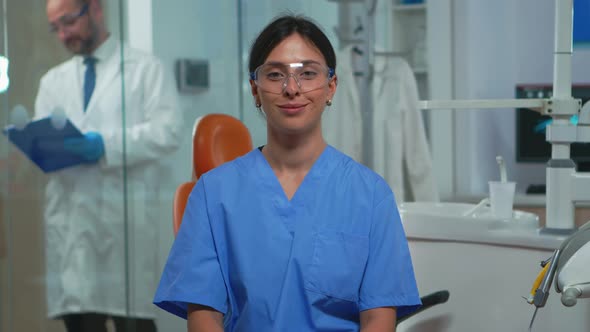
[{"xmin": 515, "ymin": 84, "xmax": 590, "ymax": 171}]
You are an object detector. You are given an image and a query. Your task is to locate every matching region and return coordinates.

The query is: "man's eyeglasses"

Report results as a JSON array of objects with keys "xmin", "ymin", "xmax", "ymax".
[
  {"xmin": 49, "ymin": 3, "xmax": 89, "ymax": 33},
  {"xmin": 250, "ymin": 61, "xmax": 335, "ymax": 94}
]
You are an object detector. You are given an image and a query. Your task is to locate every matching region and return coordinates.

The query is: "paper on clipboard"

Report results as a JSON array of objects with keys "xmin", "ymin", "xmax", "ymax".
[{"xmin": 3, "ymin": 116, "xmax": 88, "ymax": 173}]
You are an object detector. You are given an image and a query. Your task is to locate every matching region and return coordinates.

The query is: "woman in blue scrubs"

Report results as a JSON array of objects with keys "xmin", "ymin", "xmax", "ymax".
[{"xmin": 154, "ymin": 14, "xmax": 422, "ymax": 331}]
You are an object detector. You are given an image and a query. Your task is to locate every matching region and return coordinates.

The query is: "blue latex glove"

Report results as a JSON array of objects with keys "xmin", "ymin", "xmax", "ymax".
[{"xmin": 63, "ymin": 132, "xmax": 105, "ymax": 162}]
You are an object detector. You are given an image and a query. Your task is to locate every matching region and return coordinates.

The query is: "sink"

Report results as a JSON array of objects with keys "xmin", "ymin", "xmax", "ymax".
[{"xmin": 399, "ymin": 201, "xmax": 540, "ymax": 232}]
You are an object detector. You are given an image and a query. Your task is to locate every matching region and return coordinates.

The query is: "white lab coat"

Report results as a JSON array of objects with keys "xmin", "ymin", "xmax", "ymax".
[
  {"xmin": 322, "ymin": 46, "xmax": 363, "ymax": 163},
  {"xmin": 34, "ymin": 37, "xmax": 182, "ymax": 319},
  {"xmin": 324, "ymin": 45, "xmax": 438, "ymax": 202}
]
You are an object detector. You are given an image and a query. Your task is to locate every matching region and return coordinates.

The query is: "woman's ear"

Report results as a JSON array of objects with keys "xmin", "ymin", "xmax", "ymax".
[
  {"xmin": 250, "ymin": 79, "xmax": 259, "ymax": 99},
  {"xmin": 327, "ymin": 74, "xmax": 338, "ymax": 101},
  {"xmin": 250, "ymin": 80, "xmax": 261, "ymax": 107}
]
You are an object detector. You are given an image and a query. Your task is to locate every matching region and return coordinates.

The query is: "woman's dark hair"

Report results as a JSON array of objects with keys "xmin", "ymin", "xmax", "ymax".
[{"xmin": 248, "ymin": 14, "xmax": 336, "ymax": 74}]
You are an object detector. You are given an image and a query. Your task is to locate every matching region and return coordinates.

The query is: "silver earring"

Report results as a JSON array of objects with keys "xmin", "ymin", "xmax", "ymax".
[{"xmin": 326, "ymin": 99, "xmax": 332, "ymax": 106}]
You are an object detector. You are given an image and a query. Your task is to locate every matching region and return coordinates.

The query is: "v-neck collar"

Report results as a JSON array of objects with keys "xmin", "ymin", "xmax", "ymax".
[{"xmin": 254, "ymin": 145, "xmax": 336, "ymax": 205}]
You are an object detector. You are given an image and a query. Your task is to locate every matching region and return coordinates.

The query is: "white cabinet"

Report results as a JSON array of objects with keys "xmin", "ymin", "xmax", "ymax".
[
  {"xmin": 390, "ymin": 0, "xmax": 455, "ymax": 200},
  {"xmin": 391, "ymin": 1, "xmax": 428, "ymax": 98}
]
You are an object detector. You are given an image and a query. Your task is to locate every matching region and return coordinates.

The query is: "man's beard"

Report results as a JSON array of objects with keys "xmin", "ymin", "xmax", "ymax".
[{"xmin": 67, "ymin": 25, "xmax": 98, "ymax": 55}]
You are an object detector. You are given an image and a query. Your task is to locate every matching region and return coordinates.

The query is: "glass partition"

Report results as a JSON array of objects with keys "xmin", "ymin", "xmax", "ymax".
[
  {"xmin": 1, "ymin": 0, "xmax": 70, "ymax": 331},
  {"xmin": 0, "ymin": 0, "xmax": 148, "ymax": 331}
]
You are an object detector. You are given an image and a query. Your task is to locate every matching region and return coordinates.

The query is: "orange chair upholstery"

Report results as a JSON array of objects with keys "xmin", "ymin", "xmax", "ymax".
[
  {"xmin": 173, "ymin": 113, "xmax": 253, "ymax": 236},
  {"xmin": 192, "ymin": 113, "xmax": 254, "ymax": 180},
  {"xmin": 172, "ymin": 182, "xmax": 196, "ymax": 236}
]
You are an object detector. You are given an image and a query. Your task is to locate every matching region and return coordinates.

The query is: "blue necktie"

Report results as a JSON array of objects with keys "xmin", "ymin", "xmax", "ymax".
[{"xmin": 83, "ymin": 56, "xmax": 96, "ymax": 111}]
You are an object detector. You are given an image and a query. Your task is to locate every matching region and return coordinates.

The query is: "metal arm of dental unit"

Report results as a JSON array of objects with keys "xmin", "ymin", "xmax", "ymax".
[{"xmin": 418, "ymin": 0, "xmax": 590, "ymax": 233}]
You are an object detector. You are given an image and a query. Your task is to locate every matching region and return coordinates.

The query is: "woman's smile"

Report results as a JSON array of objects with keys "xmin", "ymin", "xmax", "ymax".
[{"xmin": 277, "ymin": 102, "xmax": 308, "ymax": 115}]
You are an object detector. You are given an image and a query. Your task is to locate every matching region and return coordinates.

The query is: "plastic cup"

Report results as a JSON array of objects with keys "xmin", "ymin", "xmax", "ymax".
[{"xmin": 489, "ymin": 181, "xmax": 516, "ymax": 220}]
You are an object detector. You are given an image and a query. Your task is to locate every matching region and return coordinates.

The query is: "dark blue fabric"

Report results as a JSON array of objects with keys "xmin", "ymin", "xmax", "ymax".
[{"xmin": 83, "ymin": 57, "xmax": 96, "ymax": 111}]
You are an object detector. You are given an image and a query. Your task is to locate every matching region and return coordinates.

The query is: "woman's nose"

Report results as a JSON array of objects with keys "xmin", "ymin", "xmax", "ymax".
[{"xmin": 282, "ymin": 74, "xmax": 301, "ymax": 96}]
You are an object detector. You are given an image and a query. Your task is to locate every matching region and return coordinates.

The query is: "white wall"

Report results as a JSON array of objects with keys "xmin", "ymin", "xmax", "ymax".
[
  {"xmin": 453, "ymin": 0, "xmax": 519, "ymax": 195},
  {"xmin": 452, "ymin": 0, "xmax": 590, "ymax": 196},
  {"xmin": 427, "ymin": 0, "xmax": 454, "ymax": 200}
]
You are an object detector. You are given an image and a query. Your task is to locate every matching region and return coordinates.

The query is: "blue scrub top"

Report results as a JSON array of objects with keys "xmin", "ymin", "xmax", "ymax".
[{"xmin": 154, "ymin": 145, "xmax": 421, "ymax": 331}]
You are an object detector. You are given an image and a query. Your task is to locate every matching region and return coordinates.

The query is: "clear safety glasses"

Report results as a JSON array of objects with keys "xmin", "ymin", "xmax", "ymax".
[
  {"xmin": 250, "ymin": 61, "xmax": 335, "ymax": 94},
  {"xmin": 49, "ymin": 3, "xmax": 89, "ymax": 33}
]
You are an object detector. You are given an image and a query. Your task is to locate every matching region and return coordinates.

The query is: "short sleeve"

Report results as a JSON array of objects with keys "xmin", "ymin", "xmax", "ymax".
[
  {"xmin": 153, "ymin": 178, "xmax": 228, "ymax": 319},
  {"xmin": 359, "ymin": 181, "xmax": 422, "ymax": 318}
]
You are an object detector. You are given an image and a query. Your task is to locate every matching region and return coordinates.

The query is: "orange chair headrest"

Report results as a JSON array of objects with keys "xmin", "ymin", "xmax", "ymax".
[{"xmin": 193, "ymin": 114, "xmax": 253, "ymax": 179}]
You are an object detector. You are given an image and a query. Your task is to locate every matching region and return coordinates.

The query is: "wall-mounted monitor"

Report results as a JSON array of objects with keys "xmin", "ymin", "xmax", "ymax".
[{"xmin": 175, "ymin": 59, "xmax": 209, "ymax": 94}]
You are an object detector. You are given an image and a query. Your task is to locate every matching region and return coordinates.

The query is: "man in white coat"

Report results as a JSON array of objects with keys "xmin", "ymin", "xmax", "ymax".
[{"xmin": 36, "ymin": 0, "xmax": 182, "ymax": 331}]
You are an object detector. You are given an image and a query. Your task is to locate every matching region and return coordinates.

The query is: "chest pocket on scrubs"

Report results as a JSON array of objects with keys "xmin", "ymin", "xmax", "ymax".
[{"xmin": 305, "ymin": 231, "xmax": 369, "ymax": 302}]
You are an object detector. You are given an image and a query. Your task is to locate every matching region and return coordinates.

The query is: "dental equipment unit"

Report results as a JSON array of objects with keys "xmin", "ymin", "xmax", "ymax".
[
  {"xmin": 417, "ymin": 0, "xmax": 590, "ymax": 329},
  {"xmin": 420, "ymin": 0, "xmax": 590, "ymax": 233},
  {"xmin": 526, "ymin": 221, "xmax": 590, "ymax": 330}
]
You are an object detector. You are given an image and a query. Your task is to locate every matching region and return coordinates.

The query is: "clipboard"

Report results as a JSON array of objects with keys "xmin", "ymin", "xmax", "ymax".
[{"xmin": 3, "ymin": 117, "xmax": 88, "ymax": 173}]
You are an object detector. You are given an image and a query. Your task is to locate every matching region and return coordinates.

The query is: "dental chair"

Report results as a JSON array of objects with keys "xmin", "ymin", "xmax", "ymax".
[{"xmin": 172, "ymin": 113, "xmax": 253, "ymax": 236}]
